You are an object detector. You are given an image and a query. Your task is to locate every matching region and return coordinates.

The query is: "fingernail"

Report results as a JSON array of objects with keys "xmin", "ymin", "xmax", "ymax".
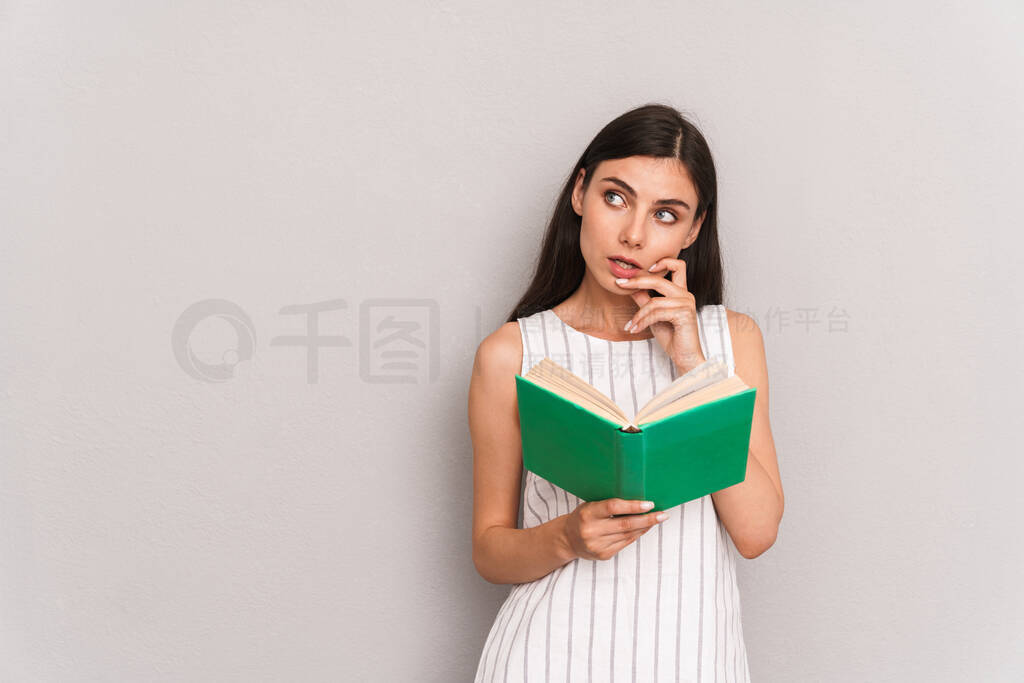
[
  {"xmin": 648, "ymin": 263, "xmax": 657, "ymax": 271},
  {"xmin": 623, "ymin": 320, "xmax": 633, "ymax": 331},
  {"xmin": 642, "ymin": 501, "xmax": 655, "ymax": 509},
  {"xmin": 656, "ymin": 512, "xmax": 669, "ymax": 522},
  {"xmin": 615, "ymin": 278, "xmax": 629, "ymax": 284}
]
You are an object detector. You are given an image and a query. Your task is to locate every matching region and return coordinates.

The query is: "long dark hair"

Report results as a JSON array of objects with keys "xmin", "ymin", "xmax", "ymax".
[{"xmin": 506, "ymin": 103, "xmax": 724, "ymax": 323}]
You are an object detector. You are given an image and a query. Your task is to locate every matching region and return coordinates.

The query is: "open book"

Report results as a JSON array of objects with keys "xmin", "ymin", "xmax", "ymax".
[
  {"xmin": 522, "ymin": 356, "xmax": 751, "ymax": 432},
  {"xmin": 515, "ymin": 357, "xmax": 757, "ymax": 511}
]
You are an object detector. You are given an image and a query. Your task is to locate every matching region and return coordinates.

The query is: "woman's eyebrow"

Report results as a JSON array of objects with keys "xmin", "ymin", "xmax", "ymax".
[{"xmin": 600, "ymin": 176, "xmax": 691, "ymax": 211}]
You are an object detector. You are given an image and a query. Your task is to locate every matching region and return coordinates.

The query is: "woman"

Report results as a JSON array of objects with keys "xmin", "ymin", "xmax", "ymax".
[{"xmin": 468, "ymin": 103, "xmax": 784, "ymax": 681}]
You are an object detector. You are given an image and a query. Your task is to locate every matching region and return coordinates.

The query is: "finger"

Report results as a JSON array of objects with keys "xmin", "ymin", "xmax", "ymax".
[
  {"xmin": 600, "ymin": 510, "xmax": 669, "ymax": 537},
  {"xmin": 625, "ymin": 298, "xmax": 684, "ymax": 332},
  {"xmin": 652, "ymin": 258, "xmax": 688, "ymax": 292},
  {"xmin": 628, "ymin": 301, "xmax": 694, "ymax": 334},
  {"xmin": 613, "ymin": 274, "xmax": 683, "ymax": 299},
  {"xmin": 599, "ymin": 528, "xmax": 647, "ymax": 546},
  {"xmin": 596, "ymin": 517, "xmax": 662, "ymax": 557},
  {"xmin": 629, "ymin": 288, "xmax": 652, "ymax": 312},
  {"xmin": 601, "ymin": 498, "xmax": 656, "ymax": 518},
  {"xmin": 601, "ymin": 530, "xmax": 649, "ymax": 557}
]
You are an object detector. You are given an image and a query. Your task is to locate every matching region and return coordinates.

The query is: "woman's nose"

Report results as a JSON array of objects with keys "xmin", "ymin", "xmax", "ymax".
[{"xmin": 620, "ymin": 216, "xmax": 646, "ymax": 248}]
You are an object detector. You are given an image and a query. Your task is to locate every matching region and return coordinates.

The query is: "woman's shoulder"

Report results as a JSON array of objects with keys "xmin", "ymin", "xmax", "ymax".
[
  {"xmin": 471, "ymin": 321, "xmax": 523, "ymax": 381},
  {"xmin": 723, "ymin": 307, "xmax": 767, "ymax": 378},
  {"xmin": 723, "ymin": 307, "xmax": 762, "ymax": 345}
]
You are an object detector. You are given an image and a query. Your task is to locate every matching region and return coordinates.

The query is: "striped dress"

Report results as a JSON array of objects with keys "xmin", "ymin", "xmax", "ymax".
[{"xmin": 474, "ymin": 304, "xmax": 751, "ymax": 683}]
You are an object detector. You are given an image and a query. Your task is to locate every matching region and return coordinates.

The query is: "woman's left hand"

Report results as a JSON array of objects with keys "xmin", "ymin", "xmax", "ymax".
[{"xmin": 616, "ymin": 257, "xmax": 707, "ymax": 375}]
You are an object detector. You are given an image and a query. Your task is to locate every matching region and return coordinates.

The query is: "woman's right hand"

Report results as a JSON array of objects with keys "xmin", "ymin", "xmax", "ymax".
[{"xmin": 561, "ymin": 499, "xmax": 669, "ymax": 561}]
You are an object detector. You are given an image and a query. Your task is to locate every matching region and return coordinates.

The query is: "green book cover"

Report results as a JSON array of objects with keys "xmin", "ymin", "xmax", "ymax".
[{"xmin": 515, "ymin": 374, "xmax": 756, "ymax": 512}]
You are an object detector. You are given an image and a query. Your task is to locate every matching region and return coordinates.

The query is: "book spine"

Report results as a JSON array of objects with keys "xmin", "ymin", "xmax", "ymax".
[{"xmin": 615, "ymin": 430, "xmax": 647, "ymax": 501}]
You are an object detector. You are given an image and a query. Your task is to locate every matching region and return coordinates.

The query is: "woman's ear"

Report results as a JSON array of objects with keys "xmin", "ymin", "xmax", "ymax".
[
  {"xmin": 570, "ymin": 168, "xmax": 586, "ymax": 217},
  {"xmin": 682, "ymin": 210, "xmax": 705, "ymax": 249}
]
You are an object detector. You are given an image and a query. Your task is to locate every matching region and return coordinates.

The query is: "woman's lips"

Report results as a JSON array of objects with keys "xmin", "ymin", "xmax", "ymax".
[{"xmin": 608, "ymin": 258, "xmax": 640, "ymax": 279}]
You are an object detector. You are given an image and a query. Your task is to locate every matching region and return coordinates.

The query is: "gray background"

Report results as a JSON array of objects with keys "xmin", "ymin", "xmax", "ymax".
[{"xmin": 2, "ymin": 1, "xmax": 1022, "ymax": 681}]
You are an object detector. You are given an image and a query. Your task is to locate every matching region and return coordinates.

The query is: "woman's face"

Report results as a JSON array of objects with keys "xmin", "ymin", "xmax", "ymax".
[{"xmin": 571, "ymin": 155, "xmax": 704, "ymax": 292}]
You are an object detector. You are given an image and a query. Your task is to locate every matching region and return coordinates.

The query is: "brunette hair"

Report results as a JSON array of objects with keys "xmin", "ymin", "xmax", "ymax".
[{"xmin": 506, "ymin": 103, "xmax": 724, "ymax": 323}]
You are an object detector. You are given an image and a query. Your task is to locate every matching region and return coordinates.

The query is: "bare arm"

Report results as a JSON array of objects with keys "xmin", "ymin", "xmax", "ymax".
[
  {"xmin": 710, "ymin": 310, "xmax": 785, "ymax": 559},
  {"xmin": 469, "ymin": 322, "xmax": 576, "ymax": 584},
  {"xmin": 470, "ymin": 322, "xmax": 674, "ymax": 583}
]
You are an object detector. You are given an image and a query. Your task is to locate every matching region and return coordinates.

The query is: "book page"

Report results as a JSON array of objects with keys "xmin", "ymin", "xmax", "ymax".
[
  {"xmin": 524, "ymin": 359, "xmax": 629, "ymax": 426},
  {"xmin": 530, "ymin": 358, "xmax": 626, "ymax": 417},
  {"xmin": 633, "ymin": 358, "xmax": 730, "ymax": 424},
  {"xmin": 637, "ymin": 374, "xmax": 749, "ymax": 426},
  {"xmin": 523, "ymin": 357, "xmax": 743, "ymax": 431},
  {"xmin": 525, "ymin": 373, "xmax": 624, "ymax": 424}
]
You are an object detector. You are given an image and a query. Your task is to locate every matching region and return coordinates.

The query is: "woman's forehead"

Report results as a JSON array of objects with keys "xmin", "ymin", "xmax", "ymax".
[{"xmin": 593, "ymin": 156, "xmax": 698, "ymax": 203}]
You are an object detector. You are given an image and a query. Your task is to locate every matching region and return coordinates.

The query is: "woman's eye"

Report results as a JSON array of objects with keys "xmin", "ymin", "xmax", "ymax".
[
  {"xmin": 604, "ymin": 191, "xmax": 625, "ymax": 207},
  {"xmin": 605, "ymin": 191, "xmax": 676, "ymax": 223}
]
